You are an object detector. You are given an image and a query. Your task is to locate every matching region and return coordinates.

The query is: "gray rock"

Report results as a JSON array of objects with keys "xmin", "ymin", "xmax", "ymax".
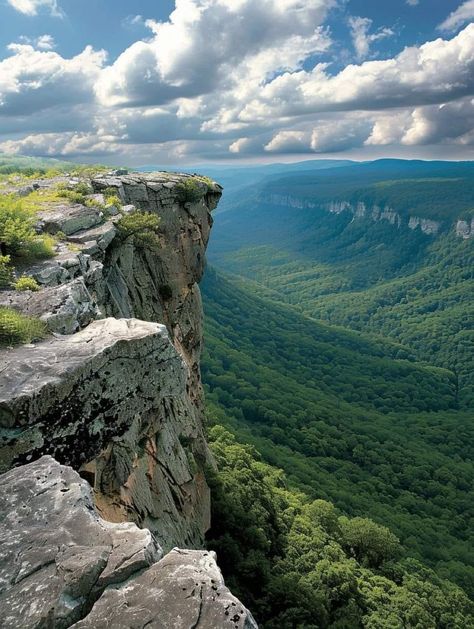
[
  {"xmin": 0, "ymin": 456, "xmax": 161, "ymax": 629},
  {"xmin": 0, "ymin": 278, "xmax": 101, "ymax": 335},
  {"xmin": 73, "ymin": 549, "xmax": 258, "ymax": 629},
  {"xmin": 68, "ymin": 222, "xmax": 117, "ymax": 251},
  {"xmin": 0, "ymin": 317, "xmax": 210, "ymax": 549},
  {"xmin": 38, "ymin": 204, "xmax": 104, "ymax": 236},
  {"xmin": 2, "ymin": 172, "xmax": 223, "ymax": 550}
]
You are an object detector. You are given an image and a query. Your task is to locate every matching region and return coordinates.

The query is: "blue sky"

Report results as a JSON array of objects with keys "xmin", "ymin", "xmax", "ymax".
[{"xmin": 0, "ymin": 0, "xmax": 473, "ymax": 164}]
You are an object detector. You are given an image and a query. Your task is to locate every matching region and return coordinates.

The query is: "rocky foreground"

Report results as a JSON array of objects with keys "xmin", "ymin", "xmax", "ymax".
[
  {"xmin": 0, "ymin": 456, "xmax": 256, "ymax": 628},
  {"xmin": 0, "ymin": 172, "xmax": 257, "ymax": 627}
]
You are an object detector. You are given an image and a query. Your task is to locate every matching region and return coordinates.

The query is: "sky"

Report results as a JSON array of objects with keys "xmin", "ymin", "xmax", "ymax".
[{"xmin": 0, "ymin": 0, "xmax": 473, "ymax": 165}]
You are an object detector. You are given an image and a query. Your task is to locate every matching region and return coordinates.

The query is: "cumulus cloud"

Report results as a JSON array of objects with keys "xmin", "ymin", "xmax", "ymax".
[
  {"xmin": 0, "ymin": 132, "xmax": 119, "ymax": 157},
  {"xmin": 233, "ymin": 23, "xmax": 474, "ymax": 127},
  {"xmin": 438, "ymin": 1, "xmax": 474, "ymax": 32},
  {"xmin": 1, "ymin": 0, "xmax": 474, "ymax": 161},
  {"xmin": 348, "ymin": 16, "xmax": 394, "ymax": 60},
  {"xmin": 7, "ymin": 0, "xmax": 63, "ymax": 17},
  {"xmin": 95, "ymin": 0, "xmax": 335, "ymax": 107},
  {"xmin": 366, "ymin": 98, "xmax": 474, "ymax": 147},
  {"xmin": 0, "ymin": 43, "xmax": 106, "ymax": 116},
  {"xmin": 17, "ymin": 34, "xmax": 55, "ymax": 50},
  {"xmin": 264, "ymin": 118, "xmax": 372, "ymax": 153}
]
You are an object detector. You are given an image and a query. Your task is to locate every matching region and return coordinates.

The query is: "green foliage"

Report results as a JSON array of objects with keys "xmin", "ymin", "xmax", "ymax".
[
  {"xmin": 0, "ymin": 307, "xmax": 47, "ymax": 347},
  {"xmin": 0, "ymin": 195, "xmax": 55, "ymax": 261},
  {"xmin": 338, "ymin": 516, "xmax": 401, "ymax": 568},
  {"xmin": 102, "ymin": 186, "xmax": 119, "ymax": 198},
  {"xmin": 57, "ymin": 188, "xmax": 87, "ymax": 205},
  {"xmin": 116, "ymin": 210, "xmax": 161, "ymax": 249},
  {"xmin": 13, "ymin": 276, "xmax": 40, "ymax": 291},
  {"xmin": 207, "ymin": 425, "xmax": 474, "ymax": 628},
  {"xmin": 201, "ymin": 269, "xmax": 474, "ymax": 597},
  {"xmin": 0, "ymin": 254, "xmax": 13, "ymax": 287},
  {"xmin": 175, "ymin": 177, "xmax": 207, "ymax": 203}
]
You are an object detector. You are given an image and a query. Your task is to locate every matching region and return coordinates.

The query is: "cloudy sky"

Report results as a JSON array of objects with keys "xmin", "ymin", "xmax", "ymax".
[{"xmin": 0, "ymin": 0, "xmax": 473, "ymax": 164}]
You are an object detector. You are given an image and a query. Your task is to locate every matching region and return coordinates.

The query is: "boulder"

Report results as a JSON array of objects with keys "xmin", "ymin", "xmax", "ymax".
[
  {"xmin": 73, "ymin": 549, "xmax": 258, "ymax": 629},
  {"xmin": 0, "ymin": 456, "xmax": 162, "ymax": 629}
]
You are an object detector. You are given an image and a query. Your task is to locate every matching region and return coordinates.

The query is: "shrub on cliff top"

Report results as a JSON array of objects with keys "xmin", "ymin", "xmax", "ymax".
[
  {"xmin": 0, "ymin": 255, "xmax": 13, "ymax": 288},
  {"xmin": 116, "ymin": 210, "xmax": 161, "ymax": 250},
  {"xmin": 175, "ymin": 178, "xmax": 207, "ymax": 204},
  {"xmin": 0, "ymin": 307, "xmax": 47, "ymax": 347},
  {"xmin": 13, "ymin": 276, "xmax": 40, "ymax": 292},
  {"xmin": 0, "ymin": 196, "xmax": 55, "ymax": 261}
]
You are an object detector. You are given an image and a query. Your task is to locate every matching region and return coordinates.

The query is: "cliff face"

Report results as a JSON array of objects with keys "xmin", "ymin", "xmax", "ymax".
[
  {"xmin": 0, "ymin": 172, "xmax": 257, "ymax": 627},
  {"xmin": 265, "ymin": 193, "xmax": 473, "ymax": 238},
  {"xmin": 0, "ymin": 172, "xmax": 220, "ymax": 550}
]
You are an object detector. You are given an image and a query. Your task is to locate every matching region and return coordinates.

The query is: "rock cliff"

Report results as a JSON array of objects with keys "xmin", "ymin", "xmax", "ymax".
[
  {"xmin": 0, "ymin": 456, "xmax": 256, "ymax": 628},
  {"xmin": 0, "ymin": 172, "xmax": 257, "ymax": 627},
  {"xmin": 265, "ymin": 193, "xmax": 472, "ymax": 237}
]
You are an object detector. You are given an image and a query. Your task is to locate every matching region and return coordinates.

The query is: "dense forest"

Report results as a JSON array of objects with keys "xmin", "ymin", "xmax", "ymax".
[
  {"xmin": 201, "ymin": 270, "xmax": 474, "ymax": 601},
  {"xmin": 201, "ymin": 160, "xmax": 474, "ymax": 625},
  {"xmin": 206, "ymin": 425, "xmax": 474, "ymax": 628}
]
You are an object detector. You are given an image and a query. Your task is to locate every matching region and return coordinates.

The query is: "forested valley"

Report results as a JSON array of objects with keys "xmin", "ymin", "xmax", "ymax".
[{"xmin": 202, "ymin": 160, "xmax": 474, "ymax": 627}]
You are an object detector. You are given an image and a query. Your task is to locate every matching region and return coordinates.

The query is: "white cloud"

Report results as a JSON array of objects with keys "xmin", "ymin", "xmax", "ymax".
[
  {"xmin": 265, "ymin": 130, "xmax": 309, "ymax": 153},
  {"xmin": 348, "ymin": 16, "xmax": 394, "ymax": 60},
  {"xmin": 7, "ymin": 0, "xmax": 63, "ymax": 17},
  {"xmin": 0, "ymin": 132, "xmax": 119, "ymax": 157},
  {"xmin": 36, "ymin": 34, "xmax": 55, "ymax": 50},
  {"xmin": 95, "ymin": 0, "xmax": 335, "ymax": 107},
  {"xmin": 17, "ymin": 34, "xmax": 55, "ymax": 50},
  {"xmin": 233, "ymin": 23, "xmax": 474, "ymax": 127},
  {"xmin": 366, "ymin": 98, "xmax": 474, "ymax": 147},
  {"xmin": 264, "ymin": 118, "xmax": 372, "ymax": 153},
  {"xmin": 438, "ymin": 1, "xmax": 474, "ymax": 32},
  {"xmin": 1, "ymin": 1, "xmax": 474, "ymax": 161},
  {"xmin": 407, "ymin": 0, "xmax": 419, "ymax": 5},
  {"xmin": 0, "ymin": 44, "xmax": 106, "ymax": 116}
]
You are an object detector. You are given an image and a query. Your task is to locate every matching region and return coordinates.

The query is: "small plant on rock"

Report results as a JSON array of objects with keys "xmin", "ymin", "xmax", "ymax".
[
  {"xmin": 0, "ymin": 307, "xmax": 47, "ymax": 347},
  {"xmin": 0, "ymin": 255, "xmax": 13, "ymax": 288},
  {"xmin": 116, "ymin": 210, "xmax": 161, "ymax": 250},
  {"xmin": 13, "ymin": 276, "xmax": 40, "ymax": 292},
  {"xmin": 175, "ymin": 178, "xmax": 207, "ymax": 204}
]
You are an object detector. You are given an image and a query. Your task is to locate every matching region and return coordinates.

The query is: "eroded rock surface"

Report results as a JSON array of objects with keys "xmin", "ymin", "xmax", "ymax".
[
  {"xmin": 0, "ymin": 317, "xmax": 210, "ymax": 549},
  {"xmin": 0, "ymin": 456, "xmax": 162, "ymax": 629},
  {"xmin": 73, "ymin": 549, "xmax": 258, "ymax": 629},
  {"xmin": 0, "ymin": 456, "xmax": 256, "ymax": 629}
]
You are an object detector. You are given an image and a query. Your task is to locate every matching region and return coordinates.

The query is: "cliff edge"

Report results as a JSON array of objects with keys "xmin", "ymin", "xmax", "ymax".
[{"xmin": 0, "ymin": 171, "xmax": 257, "ymax": 627}]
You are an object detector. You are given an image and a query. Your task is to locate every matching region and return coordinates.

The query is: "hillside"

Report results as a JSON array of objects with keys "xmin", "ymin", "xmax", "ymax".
[
  {"xmin": 208, "ymin": 160, "xmax": 474, "ymax": 407},
  {"xmin": 201, "ymin": 269, "xmax": 474, "ymax": 598}
]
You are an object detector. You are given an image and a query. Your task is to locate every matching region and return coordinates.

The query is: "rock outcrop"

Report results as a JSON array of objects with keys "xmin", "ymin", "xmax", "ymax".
[
  {"xmin": 264, "ymin": 194, "xmax": 465, "ymax": 237},
  {"xmin": 0, "ymin": 171, "xmax": 257, "ymax": 627},
  {"xmin": 0, "ymin": 172, "xmax": 222, "ymax": 550},
  {"xmin": 0, "ymin": 456, "xmax": 257, "ymax": 629},
  {"xmin": 456, "ymin": 217, "xmax": 474, "ymax": 239}
]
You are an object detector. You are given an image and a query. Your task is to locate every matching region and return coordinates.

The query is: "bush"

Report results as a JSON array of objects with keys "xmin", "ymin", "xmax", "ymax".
[
  {"xmin": 175, "ymin": 178, "xmax": 207, "ymax": 204},
  {"xmin": 0, "ymin": 255, "xmax": 13, "ymax": 287},
  {"xmin": 57, "ymin": 189, "xmax": 86, "ymax": 205},
  {"xmin": 0, "ymin": 307, "xmax": 47, "ymax": 346},
  {"xmin": 0, "ymin": 196, "xmax": 55, "ymax": 261},
  {"xmin": 102, "ymin": 187, "xmax": 119, "ymax": 198},
  {"xmin": 13, "ymin": 276, "xmax": 40, "ymax": 291},
  {"xmin": 116, "ymin": 210, "xmax": 161, "ymax": 249}
]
